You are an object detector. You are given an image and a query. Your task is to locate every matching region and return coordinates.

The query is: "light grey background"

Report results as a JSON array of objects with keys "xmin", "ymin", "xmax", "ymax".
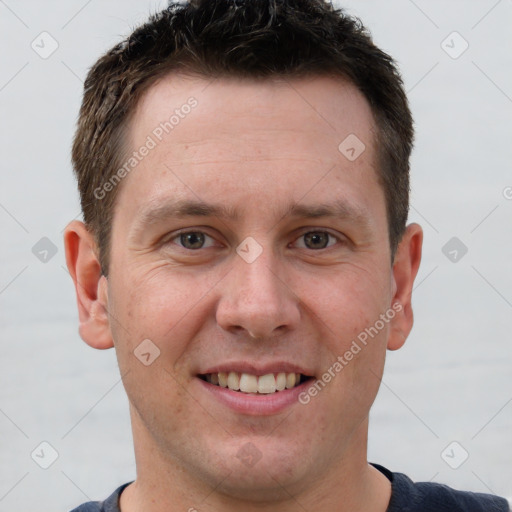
[{"xmin": 0, "ymin": 0, "xmax": 511, "ymax": 510}]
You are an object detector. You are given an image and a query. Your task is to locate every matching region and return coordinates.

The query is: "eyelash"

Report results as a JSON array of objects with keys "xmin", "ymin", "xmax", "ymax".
[{"xmin": 166, "ymin": 229, "xmax": 343, "ymax": 251}]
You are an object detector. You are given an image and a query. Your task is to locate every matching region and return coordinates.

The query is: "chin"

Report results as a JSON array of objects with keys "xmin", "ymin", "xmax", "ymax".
[
  {"xmin": 199, "ymin": 437, "xmax": 309, "ymax": 501},
  {"xmin": 215, "ymin": 467, "xmax": 302, "ymax": 503}
]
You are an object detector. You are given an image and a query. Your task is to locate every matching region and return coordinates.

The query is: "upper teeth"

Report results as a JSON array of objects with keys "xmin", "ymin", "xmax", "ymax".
[{"xmin": 205, "ymin": 372, "xmax": 301, "ymax": 394}]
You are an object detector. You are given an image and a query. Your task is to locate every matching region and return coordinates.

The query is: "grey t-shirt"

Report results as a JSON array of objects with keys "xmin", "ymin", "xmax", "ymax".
[{"xmin": 69, "ymin": 464, "xmax": 510, "ymax": 512}]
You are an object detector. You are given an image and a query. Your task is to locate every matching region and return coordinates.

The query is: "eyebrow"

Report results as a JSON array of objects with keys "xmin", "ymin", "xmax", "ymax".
[{"xmin": 133, "ymin": 198, "xmax": 371, "ymax": 232}]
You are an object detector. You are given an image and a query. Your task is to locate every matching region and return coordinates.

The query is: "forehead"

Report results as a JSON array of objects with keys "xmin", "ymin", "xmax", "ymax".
[
  {"xmin": 132, "ymin": 73, "xmax": 376, "ymax": 151},
  {"xmin": 118, "ymin": 73, "xmax": 382, "ymax": 222}
]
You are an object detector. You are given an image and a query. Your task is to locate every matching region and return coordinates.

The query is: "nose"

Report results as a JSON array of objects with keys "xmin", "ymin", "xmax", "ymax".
[{"xmin": 216, "ymin": 245, "xmax": 301, "ymax": 339}]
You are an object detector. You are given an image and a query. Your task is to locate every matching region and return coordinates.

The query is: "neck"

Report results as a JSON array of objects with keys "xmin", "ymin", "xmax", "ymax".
[{"xmin": 120, "ymin": 407, "xmax": 391, "ymax": 512}]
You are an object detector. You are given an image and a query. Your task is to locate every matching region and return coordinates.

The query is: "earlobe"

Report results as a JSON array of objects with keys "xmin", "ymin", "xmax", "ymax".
[
  {"xmin": 387, "ymin": 223, "xmax": 423, "ymax": 351},
  {"xmin": 64, "ymin": 220, "xmax": 114, "ymax": 350}
]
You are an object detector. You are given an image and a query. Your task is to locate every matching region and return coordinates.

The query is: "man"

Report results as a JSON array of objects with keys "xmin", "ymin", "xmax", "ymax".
[{"xmin": 64, "ymin": 0, "xmax": 509, "ymax": 510}]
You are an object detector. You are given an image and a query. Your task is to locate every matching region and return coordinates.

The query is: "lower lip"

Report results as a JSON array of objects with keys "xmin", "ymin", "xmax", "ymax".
[{"xmin": 197, "ymin": 377, "xmax": 313, "ymax": 416}]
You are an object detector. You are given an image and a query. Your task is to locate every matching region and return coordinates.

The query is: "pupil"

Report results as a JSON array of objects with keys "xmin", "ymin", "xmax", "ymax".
[
  {"xmin": 181, "ymin": 232, "xmax": 204, "ymax": 249},
  {"xmin": 305, "ymin": 232, "xmax": 328, "ymax": 249}
]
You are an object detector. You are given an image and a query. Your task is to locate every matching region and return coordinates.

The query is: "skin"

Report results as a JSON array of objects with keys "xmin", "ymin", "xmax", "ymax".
[{"xmin": 65, "ymin": 74, "xmax": 422, "ymax": 511}]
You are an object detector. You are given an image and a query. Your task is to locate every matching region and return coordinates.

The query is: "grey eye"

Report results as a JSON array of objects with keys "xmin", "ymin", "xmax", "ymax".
[
  {"xmin": 302, "ymin": 231, "xmax": 333, "ymax": 250},
  {"xmin": 179, "ymin": 232, "xmax": 206, "ymax": 249}
]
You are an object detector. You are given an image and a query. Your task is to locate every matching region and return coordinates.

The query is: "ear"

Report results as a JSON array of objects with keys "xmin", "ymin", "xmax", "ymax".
[
  {"xmin": 387, "ymin": 223, "xmax": 423, "ymax": 351},
  {"xmin": 63, "ymin": 220, "xmax": 114, "ymax": 350}
]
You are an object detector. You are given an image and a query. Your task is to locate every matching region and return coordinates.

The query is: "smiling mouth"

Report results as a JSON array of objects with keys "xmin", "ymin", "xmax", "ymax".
[{"xmin": 199, "ymin": 372, "xmax": 311, "ymax": 394}]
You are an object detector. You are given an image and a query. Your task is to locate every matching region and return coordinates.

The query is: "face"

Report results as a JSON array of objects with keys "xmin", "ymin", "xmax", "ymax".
[{"xmin": 67, "ymin": 74, "xmax": 421, "ymax": 501}]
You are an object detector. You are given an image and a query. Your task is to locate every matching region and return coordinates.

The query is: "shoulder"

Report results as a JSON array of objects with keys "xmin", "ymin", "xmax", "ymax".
[
  {"xmin": 69, "ymin": 482, "xmax": 131, "ymax": 512},
  {"xmin": 372, "ymin": 464, "xmax": 510, "ymax": 512},
  {"xmin": 69, "ymin": 503, "xmax": 102, "ymax": 512}
]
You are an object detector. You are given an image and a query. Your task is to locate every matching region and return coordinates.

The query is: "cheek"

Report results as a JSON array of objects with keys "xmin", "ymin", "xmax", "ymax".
[
  {"xmin": 297, "ymin": 264, "xmax": 390, "ymax": 402},
  {"xmin": 108, "ymin": 265, "xmax": 221, "ymax": 368},
  {"xmin": 107, "ymin": 267, "xmax": 212, "ymax": 434},
  {"xmin": 297, "ymin": 263, "xmax": 391, "ymax": 340}
]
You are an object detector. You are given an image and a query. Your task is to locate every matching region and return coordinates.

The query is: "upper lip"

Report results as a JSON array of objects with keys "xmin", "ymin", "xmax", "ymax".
[{"xmin": 199, "ymin": 362, "xmax": 315, "ymax": 377}]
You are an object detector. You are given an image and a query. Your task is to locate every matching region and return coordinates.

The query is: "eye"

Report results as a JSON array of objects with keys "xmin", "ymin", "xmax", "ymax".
[
  {"xmin": 167, "ymin": 229, "xmax": 340, "ymax": 252},
  {"xmin": 171, "ymin": 231, "xmax": 216, "ymax": 250},
  {"xmin": 294, "ymin": 231, "xmax": 339, "ymax": 250}
]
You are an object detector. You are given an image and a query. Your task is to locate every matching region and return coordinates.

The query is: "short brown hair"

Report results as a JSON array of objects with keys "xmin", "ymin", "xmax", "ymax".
[{"xmin": 72, "ymin": 0, "xmax": 413, "ymax": 275}]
